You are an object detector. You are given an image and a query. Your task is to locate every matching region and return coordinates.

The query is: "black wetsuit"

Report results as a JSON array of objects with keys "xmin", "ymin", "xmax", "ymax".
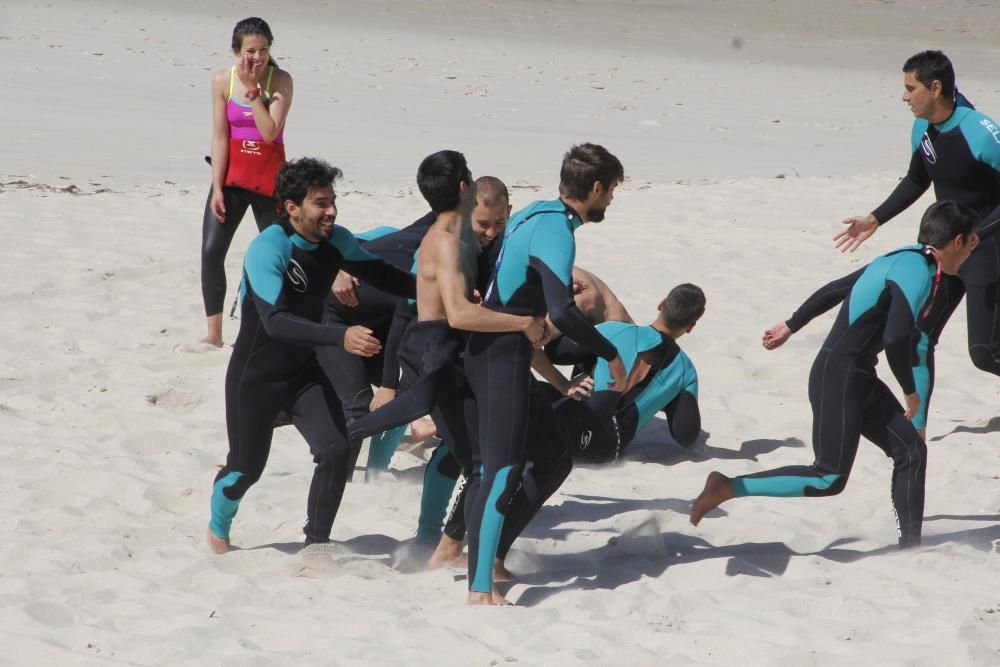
[
  {"xmin": 207, "ymin": 218, "xmax": 415, "ymax": 544},
  {"xmin": 731, "ymin": 246, "xmax": 937, "ymax": 548},
  {"xmin": 316, "ymin": 213, "xmax": 435, "ymax": 431},
  {"xmin": 464, "ymin": 198, "xmax": 617, "ymax": 594},
  {"xmin": 200, "ymin": 187, "xmax": 279, "ymax": 317},
  {"xmin": 872, "ymin": 93, "xmax": 1000, "ymax": 381},
  {"xmin": 441, "ymin": 322, "xmax": 702, "ymax": 558}
]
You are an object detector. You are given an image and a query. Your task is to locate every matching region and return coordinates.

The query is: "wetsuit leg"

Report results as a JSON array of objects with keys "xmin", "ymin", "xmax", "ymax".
[
  {"xmin": 418, "ymin": 444, "xmax": 463, "ymax": 542},
  {"xmin": 731, "ymin": 351, "xmax": 862, "ymax": 499},
  {"xmin": 914, "ymin": 272, "xmax": 965, "ymax": 415},
  {"xmin": 664, "ymin": 390, "xmax": 701, "ymax": 448},
  {"xmin": 496, "ymin": 384, "xmax": 573, "ymax": 560},
  {"xmin": 415, "ymin": 363, "xmax": 477, "ymax": 539},
  {"xmin": 201, "ymin": 186, "xmax": 277, "ymax": 317},
  {"xmin": 858, "ymin": 380, "xmax": 927, "ymax": 549},
  {"xmin": 960, "ymin": 234, "xmax": 1000, "ymax": 376},
  {"xmin": 247, "ymin": 193, "xmax": 279, "ymax": 232},
  {"xmin": 286, "ymin": 365, "xmax": 354, "ymax": 543},
  {"xmin": 210, "ymin": 344, "xmax": 286, "ymax": 540},
  {"xmin": 463, "ymin": 331, "xmax": 534, "ymax": 594}
]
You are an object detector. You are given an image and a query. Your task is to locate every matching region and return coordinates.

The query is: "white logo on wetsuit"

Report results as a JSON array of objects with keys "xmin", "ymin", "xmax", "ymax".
[
  {"xmin": 286, "ymin": 259, "xmax": 308, "ymax": 292},
  {"xmin": 580, "ymin": 430, "xmax": 592, "ymax": 449},
  {"xmin": 920, "ymin": 134, "xmax": 937, "ymax": 165}
]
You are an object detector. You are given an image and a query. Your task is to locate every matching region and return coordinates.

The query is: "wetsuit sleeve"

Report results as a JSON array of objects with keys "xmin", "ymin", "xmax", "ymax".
[
  {"xmin": 243, "ymin": 235, "xmax": 348, "ymax": 347},
  {"xmin": 785, "ymin": 267, "xmax": 865, "ymax": 333},
  {"xmin": 871, "ymin": 148, "xmax": 931, "ymax": 225},
  {"xmin": 380, "ymin": 300, "xmax": 417, "ymax": 389},
  {"xmin": 883, "ymin": 281, "xmax": 925, "ymax": 395},
  {"xmin": 544, "ymin": 335, "xmax": 598, "ymax": 368},
  {"xmin": 664, "ymin": 391, "xmax": 700, "ymax": 448},
  {"xmin": 528, "ymin": 223, "xmax": 617, "ymax": 361},
  {"xmin": 330, "ymin": 227, "xmax": 417, "ymax": 300}
]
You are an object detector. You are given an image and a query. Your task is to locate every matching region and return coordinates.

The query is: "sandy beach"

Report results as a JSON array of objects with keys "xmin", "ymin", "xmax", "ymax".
[{"xmin": 2, "ymin": 0, "xmax": 999, "ymax": 664}]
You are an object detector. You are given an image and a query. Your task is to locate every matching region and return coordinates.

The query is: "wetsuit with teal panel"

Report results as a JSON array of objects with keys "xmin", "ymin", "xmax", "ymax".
[
  {"xmin": 872, "ymin": 91, "xmax": 1000, "ymax": 380},
  {"xmin": 210, "ymin": 217, "xmax": 415, "ymax": 545},
  {"xmin": 547, "ymin": 321, "xmax": 701, "ymax": 461},
  {"xmin": 731, "ymin": 246, "xmax": 936, "ymax": 548},
  {"xmin": 317, "ymin": 213, "xmax": 434, "ymax": 433},
  {"xmin": 464, "ymin": 198, "xmax": 617, "ymax": 594}
]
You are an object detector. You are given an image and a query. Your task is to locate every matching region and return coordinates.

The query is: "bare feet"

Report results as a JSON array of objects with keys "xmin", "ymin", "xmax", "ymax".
[
  {"xmin": 491, "ymin": 587, "xmax": 512, "ymax": 605},
  {"xmin": 206, "ymin": 526, "xmax": 232, "ymax": 554},
  {"xmin": 427, "ymin": 534, "xmax": 465, "ymax": 569},
  {"xmin": 200, "ymin": 336, "xmax": 224, "ymax": 348},
  {"xmin": 409, "ymin": 416, "xmax": 437, "ymax": 444},
  {"xmin": 690, "ymin": 471, "xmax": 735, "ymax": 526},
  {"xmin": 493, "ymin": 559, "xmax": 514, "ymax": 582},
  {"xmin": 465, "ymin": 586, "xmax": 512, "ymax": 606}
]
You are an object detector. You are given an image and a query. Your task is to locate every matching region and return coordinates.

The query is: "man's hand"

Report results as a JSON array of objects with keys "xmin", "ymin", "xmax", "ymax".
[
  {"xmin": 903, "ymin": 392, "xmax": 920, "ymax": 420},
  {"xmin": 332, "ymin": 271, "xmax": 361, "ymax": 307},
  {"xmin": 833, "ymin": 214, "xmax": 879, "ymax": 253},
  {"xmin": 370, "ymin": 386, "xmax": 396, "ymax": 412},
  {"xmin": 606, "ymin": 355, "xmax": 627, "ymax": 391},
  {"xmin": 762, "ymin": 322, "xmax": 793, "ymax": 350},
  {"xmin": 523, "ymin": 317, "xmax": 548, "ymax": 347},
  {"xmin": 344, "ymin": 326, "xmax": 381, "ymax": 357},
  {"xmin": 564, "ymin": 374, "xmax": 594, "ymax": 401}
]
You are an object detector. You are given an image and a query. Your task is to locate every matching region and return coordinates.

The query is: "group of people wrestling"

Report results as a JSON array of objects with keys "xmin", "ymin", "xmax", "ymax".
[{"xmin": 204, "ymin": 47, "xmax": 1000, "ymax": 606}]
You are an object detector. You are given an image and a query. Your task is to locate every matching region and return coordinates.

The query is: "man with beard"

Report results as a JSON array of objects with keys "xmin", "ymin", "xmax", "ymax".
[{"xmin": 206, "ymin": 157, "xmax": 415, "ymax": 554}]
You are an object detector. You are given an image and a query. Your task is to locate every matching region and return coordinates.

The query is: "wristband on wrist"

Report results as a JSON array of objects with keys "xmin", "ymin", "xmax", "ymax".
[{"xmin": 245, "ymin": 87, "xmax": 261, "ymax": 101}]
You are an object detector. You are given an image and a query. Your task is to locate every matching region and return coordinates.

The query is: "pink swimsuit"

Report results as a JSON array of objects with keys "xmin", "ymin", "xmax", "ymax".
[{"xmin": 227, "ymin": 65, "xmax": 284, "ymax": 144}]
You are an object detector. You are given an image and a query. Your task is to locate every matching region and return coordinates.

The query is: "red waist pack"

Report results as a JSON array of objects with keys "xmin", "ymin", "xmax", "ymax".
[{"xmin": 224, "ymin": 138, "xmax": 286, "ymax": 196}]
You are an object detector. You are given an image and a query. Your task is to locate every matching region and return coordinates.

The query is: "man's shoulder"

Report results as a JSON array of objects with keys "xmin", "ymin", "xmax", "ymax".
[{"xmin": 958, "ymin": 109, "xmax": 1000, "ymax": 162}]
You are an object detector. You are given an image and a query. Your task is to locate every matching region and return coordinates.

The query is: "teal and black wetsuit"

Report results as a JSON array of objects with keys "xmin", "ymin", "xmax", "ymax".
[
  {"xmin": 548, "ymin": 321, "xmax": 701, "ymax": 461},
  {"xmin": 317, "ymin": 212, "xmax": 435, "ymax": 430},
  {"xmin": 873, "ymin": 92, "xmax": 1000, "ymax": 379},
  {"xmin": 209, "ymin": 217, "xmax": 415, "ymax": 545},
  {"xmin": 732, "ymin": 246, "xmax": 936, "ymax": 548},
  {"xmin": 464, "ymin": 198, "xmax": 617, "ymax": 594},
  {"xmin": 435, "ymin": 322, "xmax": 701, "ymax": 559}
]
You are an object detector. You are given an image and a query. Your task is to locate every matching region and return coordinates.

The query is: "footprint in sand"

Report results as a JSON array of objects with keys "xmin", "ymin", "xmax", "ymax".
[{"xmin": 145, "ymin": 388, "xmax": 203, "ymax": 412}]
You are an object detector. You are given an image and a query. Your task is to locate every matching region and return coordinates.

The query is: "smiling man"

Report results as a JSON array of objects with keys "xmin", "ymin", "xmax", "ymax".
[
  {"xmin": 834, "ymin": 51, "xmax": 1000, "ymax": 429},
  {"xmin": 206, "ymin": 157, "xmax": 416, "ymax": 554}
]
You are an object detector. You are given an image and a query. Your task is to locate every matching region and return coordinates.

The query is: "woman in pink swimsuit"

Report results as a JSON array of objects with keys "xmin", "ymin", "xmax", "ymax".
[{"xmin": 200, "ymin": 17, "xmax": 293, "ymax": 347}]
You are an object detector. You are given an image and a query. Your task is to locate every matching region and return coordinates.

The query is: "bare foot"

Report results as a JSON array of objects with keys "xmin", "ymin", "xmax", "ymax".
[
  {"xmin": 428, "ymin": 534, "xmax": 465, "ymax": 569},
  {"xmin": 465, "ymin": 586, "xmax": 513, "ymax": 606},
  {"xmin": 203, "ymin": 314, "xmax": 224, "ymax": 348},
  {"xmin": 690, "ymin": 471, "xmax": 735, "ymax": 526},
  {"xmin": 410, "ymin": 416, "xmax": 437, "ymax": 444},
  {"xmin": 206, "ymin": 526, "xmax": 232, "ymax": 554},
  {"xmin": 493, "ymin": 559, "xmax": 514, "ymax": 582},
  {"xmin": 491, "ymin": 586, "xmax": 512, "ymax": 605},
  {"xmin": 466, "ymin": 591, "xmax": 495, "ymax": 605}
]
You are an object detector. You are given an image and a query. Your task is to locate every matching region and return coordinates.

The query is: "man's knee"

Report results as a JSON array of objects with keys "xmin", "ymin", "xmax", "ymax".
[{"xmin": 803, "ymin": 473, "xmax": 847, "ymax": 497}]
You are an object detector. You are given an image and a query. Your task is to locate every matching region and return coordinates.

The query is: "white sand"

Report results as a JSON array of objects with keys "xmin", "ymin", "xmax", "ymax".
[{"xmin": 3, "ymin": 1, "xmax": 1000, "ymax": 664}]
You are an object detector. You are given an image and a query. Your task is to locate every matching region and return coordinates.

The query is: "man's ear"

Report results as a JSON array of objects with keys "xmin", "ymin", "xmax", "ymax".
[
  {"xmin": 930, "ymin": 79, "xmax": 944, "ymax": 98},
  {"xmin": 283, "ymin": 199, "xmax": 297, "ymax": 218}
]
